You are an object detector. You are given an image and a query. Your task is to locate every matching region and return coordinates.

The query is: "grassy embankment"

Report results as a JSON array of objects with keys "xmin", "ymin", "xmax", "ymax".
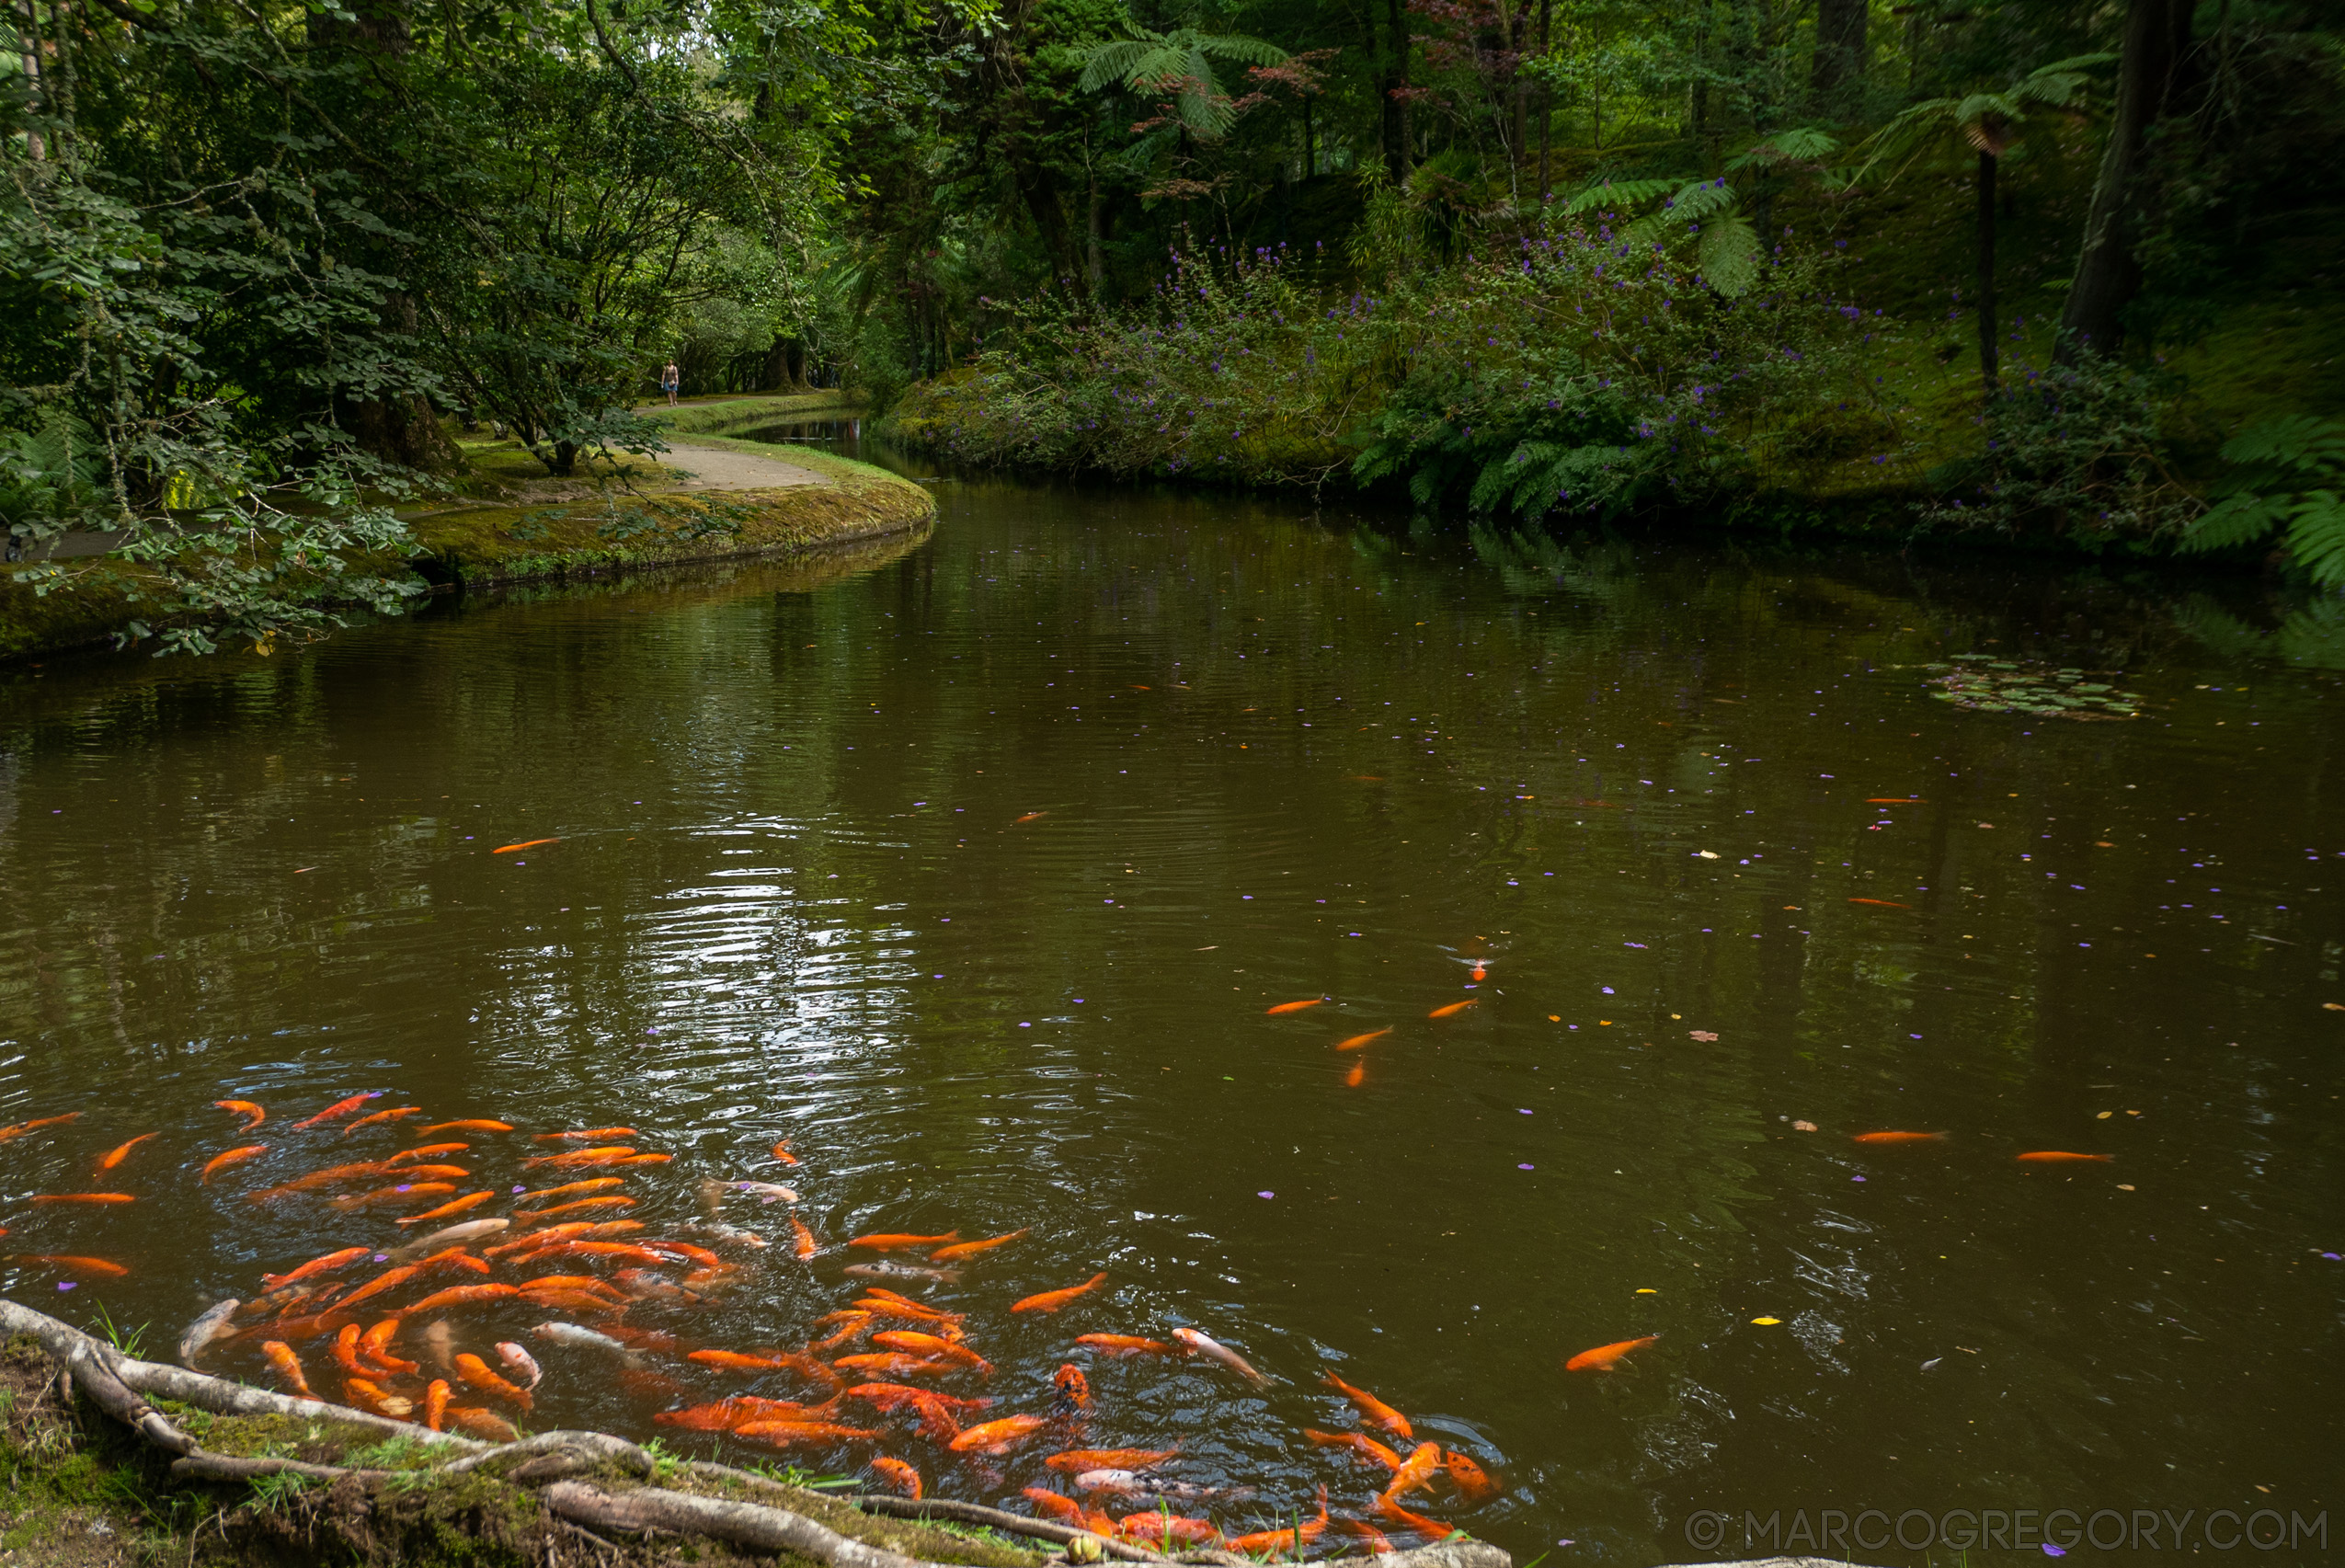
[
  {"xmin": 0, "ymin": 393, "xmax": 929, "ymax": 662},
  {"xmin": 0, "ymin": 1333, "xmax": 1046, "ymax": 1568}
]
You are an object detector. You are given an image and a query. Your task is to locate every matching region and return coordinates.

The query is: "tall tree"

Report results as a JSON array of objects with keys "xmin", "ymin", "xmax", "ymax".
[{"xmin": 2058, "ymin": 0, "xmax": 2194, "ymax": 361}]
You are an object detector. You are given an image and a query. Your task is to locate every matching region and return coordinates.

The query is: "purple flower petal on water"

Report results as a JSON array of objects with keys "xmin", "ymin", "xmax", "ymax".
[
  {"xmin": 395, "ymin": 1185, "xmax": 413, "ymax": 1193},
  {"xmin": 374, "ymin": 1254, "xmax": 390, "ymax": 1263},
  {"xmin": 1518, "ymin": 1163, "xmax": 1535, "ymax": 1171},
  {"xmin": 513, "ymin": 1185, "xmax": 526, "ymax": 1193},
  {"xmin": 2043, "ymin": 1547, "xmax": 2067, "ymax": 1558},
  {"xmin": 57, "ymin": 1281, "xmax": 76, "ymax": 1291},
  {"xmin": 1258, "ymin": 1191, "xmax": 1275, "ymax": 1198},
  {"xmin": 1852, "ymin": 1175, "xmax": 1868, "ymax": 1183}
]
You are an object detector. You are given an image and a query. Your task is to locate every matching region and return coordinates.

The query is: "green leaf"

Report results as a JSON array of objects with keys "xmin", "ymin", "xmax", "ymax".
[{"xmin": 2179, "ymin": 492, "xmax": 2286, "ymax": 552}]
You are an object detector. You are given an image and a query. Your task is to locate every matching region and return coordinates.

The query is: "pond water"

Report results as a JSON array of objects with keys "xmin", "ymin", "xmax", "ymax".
[{"xmin": 2, "ymin": 461, "xmax": 2340, "ymax": 1566}]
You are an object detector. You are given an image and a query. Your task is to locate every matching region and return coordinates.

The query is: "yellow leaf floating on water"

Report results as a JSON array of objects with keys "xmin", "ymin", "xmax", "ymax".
[
  {"xmin": 1635, "ymin": 1288, "xmax": 1657, "ymax": 1295},
  {"xmin": 1751, "ymin": 1317, "xmax": 1782, "ymax": 1326}
]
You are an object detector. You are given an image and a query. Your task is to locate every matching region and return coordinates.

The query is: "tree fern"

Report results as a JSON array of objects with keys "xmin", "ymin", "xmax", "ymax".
[
  {"xmin": 1075, "ymin": 29, "xmax": 1287, "ymax": 139},
  {"xmin": 2180, "ymin": 415, "xmax": 2345, "ymax": 587}
]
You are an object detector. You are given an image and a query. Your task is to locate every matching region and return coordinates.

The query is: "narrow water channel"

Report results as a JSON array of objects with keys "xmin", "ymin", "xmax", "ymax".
[{"xmin": 1, "ymin": 458, "xmax": 2339, "ymax": 1564}]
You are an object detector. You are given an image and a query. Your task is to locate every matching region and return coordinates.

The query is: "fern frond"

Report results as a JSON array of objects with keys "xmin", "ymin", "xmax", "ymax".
[
  {"xmin": 1562, "ymin": 178, "xmax": 1675, "ymax": 215},
  {"xmin": 1194, "ymin": 32, "xmax": 1287, "ymax": 64},
  {"xmin": 1724, "ymin": 127, "xmax": 1840, "ymax": 169},
  {"xmin": 2179, "ymin": 492, "xmax": 2287, "ymax": 553},
  {"xmin": 1696, "ymin": 212, "xmax": 1762, "ymax": 296},
  {"xmin": 2284, "ymin": 490, "xmax": 2345, "ymax": 587},
  {"xmin": 2220, "ymin": 414, "xmax": 2345, "ymax": 477}
]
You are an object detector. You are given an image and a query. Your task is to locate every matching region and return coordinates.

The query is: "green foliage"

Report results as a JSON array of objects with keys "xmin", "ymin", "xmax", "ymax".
[
  {"xmin": 2179, "ymin": 415, "xmax": 2345, "ymax": 586},
  {"xmin": 1076, "ymin": 27, "xmax": 1290, "ymax": 139},
  {"xmin": 1853, "ymin": 56, "xmax": 2112, "ymax": 179}
]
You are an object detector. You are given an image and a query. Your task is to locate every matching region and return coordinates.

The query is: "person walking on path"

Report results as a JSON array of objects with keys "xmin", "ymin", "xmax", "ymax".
[{"xmin": 660, "ymin": 359, "xmax": 681, "ymax": 406}]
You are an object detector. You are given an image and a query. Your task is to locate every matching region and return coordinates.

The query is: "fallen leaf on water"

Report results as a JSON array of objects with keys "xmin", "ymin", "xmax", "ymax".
[
  {"xmin": 2097, "ymin": 1111, "xmax": 2112, "ymax": 1119},
  {"xmin": 2116, "ymin": 1184, "xmax": 2136, "ymax": 1191},
  {"xmin": 1792, "ymin": 1120, "xmax": 1819, "ymax": 1132},
  {"xmin": 1750, "ymin": 1317, "xmax": 1782, "ymax": 1326},
  {"xmin": 1635, "ymin": 1288, "xmax": 1657, "ymax": 1295},
  {"xmin": 493, "ymin": 838, "xmax": 560, "ymax": 854},
  {"xmin": 1695, "ymin": 851, "xmax": 1720, "ymax": 860},
  {"xmin": 1688, "ymin": 1030, "xmax": 1719, "ymax": 1043}
]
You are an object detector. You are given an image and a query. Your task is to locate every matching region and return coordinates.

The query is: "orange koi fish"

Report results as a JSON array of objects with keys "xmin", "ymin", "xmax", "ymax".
[
  {"xmin": 1335, "ymin": 1029, "xmax": 1390, "ymax": 1051},
  {"xmin": 1013, "ymin": 812, "xmax": 1047, "ymax": 824},
  {"xmin": 248, "ymin": 1160, "xmax": 398, "ymax": 1199},
  {"xmin": 216, "ymin": 1101, "xmax": 267, "ymax": 1131},
  {"xmin": 1321, "ymin": 1372, "xmax": 1412, "ymax": 1437},
  {"xmin": 1383, "ymin": 1442, "xmax": 1441, "ymax": 1501},
  {"xmin": 0, "ymin": 1113, "xmax": 80, "ymax": 1143},
  {"xmin": 341, "ymin": 1378, "xmax": 412, "ymax": 1421},
  {"xmin": 655, "ymin": 1396, "xmax": 842, "ymax": 1432},
  {"xmin": 332, "ymin": 1182, "xmax": 458, "ymax": 1210},
  {"xmin": 385, "ymin": 1144, "xmax": 471, "ymax": 1166},
  {"xmin": 520, "ymin": 1196, "xmax": 636, "ymax": 1220},
  {"xmin": 201, "ymin": 1145, "xmax": 269, "ymax": 1185},
  {"xmin": 1346, "ymin": 1061, "xmax": 1367, "ymax": 1087},
  {"xmin": 1266, "ymin": 998, "xmax": 1326, "ymax": 1014},
  {"xmin": 492, "ymin": 839, "xmax": 559, "ymax": 854},
  {"xmin": 1337, "ymin": 1519, "xmax": 1396, "ymax": 1554},
  {"xmin": 394, "ymin": 1191, "xmax": 497, "ymax": 1226},
  {"xmin": 95, "ymin": 1133, "xmax": 158, "ymax": 1171},
  {"xmin": 644, "ymin": 1240, "xmax": 724, "ymax": 1270},
  {"xmin": 1565, "ymin": 1334, "xmax": 1659, "ymax": 1372},
  {"xmin": 520, "ymin": 1287, "xmax": 625, "ymax": 1316},
  {"xmin": 847, "ymin": 1231, "xmax": 961, "ymax": 1253},
  {"xmin": 418, "ymin": 1120, "xmax": 512, "ymax": 1135},
  {"xmin": 1427, "ymin": 1000, "xmax": 1477, "ymax": 1019},
  {"xmin": 506, "ymin": 1241, "xmax": 672, "ymax": 1267},
  {"xmin": 292, "ymin": 1093, "xmax": 381, "ymax": 1130},
  {"xmin": 616, "ymin": 1152, "xmax": 670, "ymax": 1166},
  {"xmin": 520, "ymin": 1146, "xmax": 638, "ymax": 1169},
  {"xmin": 790, "ymin": 1217, "xmax": 818, "ymax": 1259},
  {"xmin": 852, "ymin": 1297, "xmax": 967, "ymax": 1328},
  {"xmin": 1304, "ymin": 1429, "xmax": 1401, "ymax": 1470},
  {"xmin": 534, "ymin": 1127, "xmax": 638, "ymax": 1143},
  {"xmin": 2018, "ymin": 1150, "xmax": 2114, "ymax": 1162},
  {"xmin": 1443, "ymin": 1450, "xmax": 1499, "ymax": 1504},
  {"xmin": 340, "ymin": 1106, "xmax": 422, "ymax": 1136},
  {"xmin": 360, "ymin": 1319, "xmax": 418, "ymax": 1376},
  {"xmin": 1228, "ymin": 1490, "xmax": 1329, "ymax": 1557},
  {"xmin": 691, "ymin": 1348, "xmax": 840, "ymax": 1379},
  {"xmin": 401, "ymin": 1283, "xmax": 523, "ymax": 1315},
  {"xmin": 1122, "ymin": 1516, "xmax": 1221, "ymax": 1550},
  {"xmin": 846, "ymin": 1383, "xmax": 994, "ymax": 1413},
  {"xmin": 515, "ymin": 1275, "xmax": 628, "ymax": 1301},
  {"xmin": 329, "ymin": 1322, "xmax": 371, "ymax": 1378},
  {"xmin": 732, "ymin": 1421, "xmax": 883, "ymax": 1448},
  {"xmin": 833, "ymin": 1353, "xmax": 959, "ymax": 1379},
  {"xmin": 930, "ymin": 1229, "xmax": 1030, "ymax": 1263},
  {"xmin": 772, "ymin": 1141, "xmax": 801, "ymax": 1165},
  {"xmin": 1074, "ymin": 1333, "xmax": 1179, "ymax": 1356},
  {"xmin": 949, "ymin": 1413, "xmax": 1050, "ymax": 1454},
  {"xmin": 1023, "ymin": 1490, "xmax": 1086, "ymax": 1525},
  {"xmin": 1847, "ymin": 898, "xmax": 1911, "ymax": 909},
  {"xmin": 873, "ymin": 1332, "xmax": 991, "ymax": 1374},
  {"xmin": 1012, "ymin": 1273, "xmax": 1107, "ymax": 1314},
  {"xmin": 870, "ymin": 1458, "xmax": 923, "ymax": 1499},
  {"xmin": 448, "ymin": 1405, "xmax": 517, "ymax": 1442},
  {"xmin": 1174, "ymin": 1327, "xmax": 1268, "ymax": 1386},
  {"xmin": 336, "ymin": 1265, "xmax": 420, "ymax": 1314},
  {"xmin": 260, "ymin": 1340, "xmax": 311, "ymax": 1397},
  {"xmin": 515, "ymin": 1178, "xmax": 625, "ymax": 1205},
  {"xmin": 1044, "ymin": 1448, "xmax": 1177, "ymax": 1474},
  {"xmin": 262, "ymin": 1246, "xmax": 371, "ymax": 1288},
  {"xmin": 11, "ymin": 1254, "xmax": 127, "ymax": 1276},
  {"xmin": 811, "ymin": 1315, "xmax": 873, "ymax": 1353},
  {"xmin": 454, "ymin": 1352, "xmax": 532, "ymax": 1409},
  {"xmin": 30, "ymin": 1193, "xmax": 134, "ymax": 1206},
  {"xmin": 1370, "ymin": 1494, "xmax": 1456, "ymax": 1544},
  {"xmin": 493, "ymin": 1221, "xmax": 641, "ymax": 1251},
  {"xmin": 1052, "ymin": 1365, "xmax": 1091, "ymax": 1411},
  {"xmin": 423, "ymin": 1379, "xmax": 452, "ymax": 1432},
  {"xmin": 1853, "ymin": 1131, "xmax": 1947, "ymax": 1144}
]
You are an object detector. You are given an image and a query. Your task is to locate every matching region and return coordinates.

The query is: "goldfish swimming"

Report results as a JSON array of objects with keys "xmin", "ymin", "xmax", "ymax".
[
  {"xmin": 1382, "ymin": 1442, "xmax": 1441, "ymax": 1501},
  {"xmin": 260, "ymin": 1340, "xmax": 311, "ymax": 1397},
  {"xmin": 342, "ymin": 1378, "xmax": 412, "ymax": 1421},
  {"xmin": 686, "ymin": 1220, "xmax": 769, "ymax": 1251},
  {"xmin": 1120, "ymin": 1514, "xmax": 1219, "ymax": 1548},
  {"xmin": 201, "ymin": 1146, "xmax": 268, "ymax": 1184},
  {"xmin": 1442, "ymin": 1450, "xmax": 1499, "ymax": 1504},
  {"xmin": 215, "ymin": 1101, "xmax": 267, "ymax": 1130},
  {"xmin": 360, "ymin": 1319, "xmax": 418, "ymax": 1376},
  {"xmin": 95, "ymin": 1133, "xmax": 158, "ymax": 1171},
  {"xmin": 534, "ymin": 1128, "xmax": 636, "ymax": 1142},
  {"xmin": 1021, "ymin": 1490, "xmax": 1085, "ymax": 1525},
  {"xmin": 1266, "ymin": 999, "xmax": 1326, "ymax": 1015},
  {"xmin": 246, "ymin": 1159, "xmax": 398, "ymax": 1199},
  {"xmin": 2018, "ymin": 1151, "xmax": 2114, "ymax": 1162},
  {"xmin": 388, "ymin": 1219, "xmax": 508, "ymax": 1260},
  {"xmin": 178, "ymin": 1298, "xmax": 241, "ymax": 1365},
  {"xmin": 1045, "ymin": 1448, "xmax": 1176, "ymax": 1474},
  {"xmin": 833, "ymin": 1353, "xmax": 959, "ymax": 1379},
  {"xmin": 30, "ymin": 1193, "xmax": 135, "ymax": 1206},
  {"xmin": 869, "ymin": 1458, "xmax": 922, "ymax": 1499},
  {"xmin": 1074, "ymin": 1334, "xmax": 1178, "ymax": 1356},
  {"xmin": 262, "ymin": 1247, "xmax": 371, "ymax": 1288},
  {"xmin": 447, "ymin": 1405, "xmax": 517, "ymax": 1442},
  {"xmin": 930, "ymin": 1229, "xmax": 1029, "ymax": 1263},
  {"xmin": 518, "ymin": 1196, "xmax": 636, "ymax": 1220},
  {"xmin": 643, "ymin": 1240, "xmax": 723, "ymax": 1270},
  {"xmin": 515, "ymin": 1178, "xmax": 626, "ymax": 1205},
  {"xmin": 1053, "ymin": 1364, "xmax": 1091, "ymax": 1410},
  {"xmin": 655, "ymin": 1396, "xmax": 835, "ymax": 1432},
  {"xmin": 1345, "ymin": 1061, "xmax": 1367, "ymax": 1087},
  {"xmin": 533, "ymin": 1322, "xmax": 635, "ymax": 1356},
  {"xmin": 1565, "ymin": 1334, "xmax": 1659, "ymax": 1372},
  {"xmin": 418, "ymin": 1120, "xmax": 512, "ymax": 1135},
  {"xmin": 790, "ymin": 1217, "xmax": 818, "ymax": 1259},
  {"xmin": 505, "ymin": 1241, "xmax": 671, "ymax": 1268},
  {"xmin": 1303, "ymin": 1430, "xmax": 1401, "ymax": 1471},
  {"xmin": 336, "ymin": 1264, "xmax": 425, "ymax": 1314},
  {"xmin": 1853, "ymin": 1131, "xmax": 1947, "ymax": 1144},
  {"xmin": 873, "ymin": 1332, "xmax": 990, "ymax": 1374},
  {"xmin": 1847, "ymin": 898, "xmax": 1912, "ymax": 909},
  {"xmin": 1369, "ymin": 1494, "xmax": 1456, "ymax": 1544},
  {"xmin": 520, "ymin": 1146, "xmax": 638, "ymax": 1169},
  {"xmin": 852, "ymin": 1289, "xmax": 965, "ymax": 1324},
  {"xmin": 847, "ymin": 1231, "xmax": 961, "ymax": 1253},
  {"xmin": 395, "ymin": 1191, "xmax": 497, "ymax": 1225},
  {"xmin": 1334, "ymin": 1029, "xmax": 1390, "ymax": 1051},
  {"xmin": 385, "ymin": 1144, "xmax": 471, "ymax": 1166},
  {"xmin": 1321, "ymin": 1372, "xmax": 1411, "ymax": 1437},
  {"xmin": 811, "ymin": 1314, "xmax": 872, "ymax": 1352},
  {"xmin": 1427, "ymin": 1000, "xmax": 1477, "ymax": 1019},
  {"xmin": 423, "ymin": 1379, "xmax": 452, "ymax": 1432},
  {"xmin": 339, "ymin": 1106, "xmax": 421, "ymax": 1136},
  {"xmin": 454, "ymin": 1352, "xmax": 532, "ymax": 1409},
  {"xmin": 693, "ymin": 1347, "xmax": 841, "ymax": 1381},
  {"xmin": 491, "ymin": 839, "xmax": 559, "ymax": 854},
  {"xmin": 1228, "ymin": 1489, "xmax": 1328, "ymax": 1557},
  {"xmin": 494, "ymin": 1342, "xmax": 543, "ymax": 1390},
  {"xmin": 12, "ymin": 1254, "xmax": 127, "ymax": 1276},
  {"xmin": 516, "ymin": 1276, "xmax": 629, "ymax": 1302},
  {"xmin": 292, "ymin": 1093, "xmax": 381, "ymax": 1130},
  {"xmin": 616, "ymin": 1152, "xmax": 669, "ymax": 1166},
  {"xmin": 329, "ymin": 1322, "xmax": 372, "ymax": 1378},
  {"xmin": 1012, "ymin": 1273, "xmax": 1107, "ymax": 1314},
  {"xmin": 1336, "ymin": 1519, "xmax": 1396, "ymax": 1554},
  {"xmin": 729, "ymin": 1182, "xmax": 800, "ymax": 1204},
  {"xmin": 1174, "ymin": 1327, "xmax": 1268, "ymax": 1386},
  {"xmin": 401, "ymin": 1283, "xmax": 523, "ymax": 1315},
  {"xmin": 844, "ymin": 1384, "xmax": 994, "ymax": 1415},
  {"xmin": 771, "ymin": 1141, "xmax": 800, "ymax": 1165},
  {"xmin": 1013, "ymin": 813, "xmax": 1047, "ymax": 824},
  {"xmin": 0, "ymin": 1113, "xmax": 79, "ymax": 1143},
  {"xmin": 732, "ymin": 1420, "xmax": 883, "ymax": 1448},
  {"xmin": 331, "ymin": 1182, "xmax": 459, "ymax": 1210},
  {"xmin": 949, "ymin": 1414, "xmax": 1050, "ymax": 1454},
  {"xmin": 843, "ymin": 1260, "xmax": 960, "ymax": 1285}
]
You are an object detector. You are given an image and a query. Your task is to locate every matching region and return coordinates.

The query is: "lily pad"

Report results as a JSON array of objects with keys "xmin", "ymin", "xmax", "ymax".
[{"xmin": 1926, "ymin": 660, "xmax": 2142, "ymax": 719}]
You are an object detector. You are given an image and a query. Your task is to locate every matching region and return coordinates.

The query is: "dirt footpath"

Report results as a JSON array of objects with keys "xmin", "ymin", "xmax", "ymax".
[{"xmin": 654, "ymin": 441, "xmax": 824, "ymax": 491}]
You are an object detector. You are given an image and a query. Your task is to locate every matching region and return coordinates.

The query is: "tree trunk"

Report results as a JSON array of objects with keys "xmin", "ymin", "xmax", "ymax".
[
  {"xmin": 1810, "ymin": 0, "xmax": 1866, "ymax": 106},
  {"xmin": 2056, "ymin": 0, "xmax": 2189, "ymax": 361},
  {"xmin": 1508, "ymin": 7, "xmax": 1527, "ymax": 165},
  {"xmin": 1976, "ymin": 149, "xmax": 1999, "ymax": 394},
  {"xmin": 1086, "ymin": 174, "xmax": 1104, "ymax": 296},
  {"xmin": 1383, "ymin": 0, "xmax": 1413, "ymax": 177},
  {"xmin": 1536, "ymin": 0, "xmax": 1550, "ymax": 202}
]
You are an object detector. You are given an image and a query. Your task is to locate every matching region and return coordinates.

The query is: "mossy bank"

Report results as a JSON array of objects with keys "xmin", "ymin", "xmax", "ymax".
[{"xmin": 0, "ymin": 395, "xmax": 932, "ymax": 663}]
